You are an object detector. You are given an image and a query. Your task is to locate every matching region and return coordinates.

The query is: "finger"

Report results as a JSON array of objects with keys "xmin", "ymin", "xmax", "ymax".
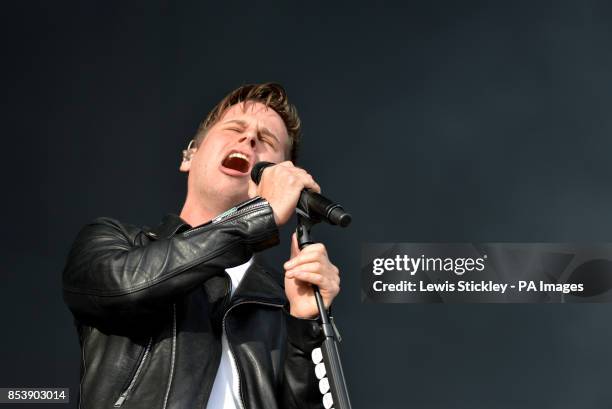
[
  {"xmin": 273, "ymin": 164, "xmax": 320, "ymax": 193},
  {"xmin": 289, "ymin": 271, "xmax": 327, "ymax": 287},
  {"xmin": 284, "ymin": 243, "xmax": 327, "ymax": 268},
  {"xmin": 290, "ymin": 272, "xmax": 340, "ymax": 297},
  {"xmin": 290, "ymin": 232, "xmax": 299, "ymax": 258},
  {"xmin": 304, "ymin": 179, "xmax": 321, "ymax": 194},
  {"xmin": 299, "ymin": 243, "xmax": 327, "ymax": 257},
  {"xmin": 287, "ymin": 268, "xmax": 340, "ymax": 288},
  {"xmin": 285, "ymin": 261, "xmax": 323, "ymax": 278},
  {"xmin": 284, "ymin": 251, "xmax": 325, "ymax": 270},
  {"xmin": 285, "ymin": 167, "xmax": 320, "ymax": 192},
  {"xmin": 277, "ymin": 160, "xmax": 295, "ymax": 169},
  {"xmin": 297, "ymin": 172, "xmax": 321, "ymax": 194},
  {"xmin": 259, "ymin": 163, "xmax": 283, "ymax": 183}
]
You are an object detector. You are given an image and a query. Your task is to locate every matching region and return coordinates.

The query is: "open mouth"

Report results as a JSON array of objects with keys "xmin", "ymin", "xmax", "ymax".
[{"xmin": 221, "ymin": 151, "xmax": 250, "ymax": 174}]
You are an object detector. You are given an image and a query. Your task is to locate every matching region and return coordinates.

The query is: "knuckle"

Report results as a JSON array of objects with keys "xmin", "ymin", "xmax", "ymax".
[{"xmin": 313, "ymin": 243, "xmax": 325, "ymax": 252}]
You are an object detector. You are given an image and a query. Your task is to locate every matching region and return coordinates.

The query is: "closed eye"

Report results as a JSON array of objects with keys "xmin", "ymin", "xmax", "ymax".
[{"xmin": 259, "ymin": 135, "xmax": 276, "ymax": 149}]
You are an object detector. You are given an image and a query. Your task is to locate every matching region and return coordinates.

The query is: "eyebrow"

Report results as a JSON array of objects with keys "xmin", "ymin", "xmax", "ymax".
[{"xmin": 222, "ymin": 119, "xmax": 280, "ymax": 145}]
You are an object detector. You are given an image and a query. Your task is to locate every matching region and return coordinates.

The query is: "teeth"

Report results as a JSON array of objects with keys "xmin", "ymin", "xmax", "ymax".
[{"xmin": 228, "ymin": 152, "xmax": 248, "ymax": 161}]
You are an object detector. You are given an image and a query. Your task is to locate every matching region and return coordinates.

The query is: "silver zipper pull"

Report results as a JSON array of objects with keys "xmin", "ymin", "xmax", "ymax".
[
  {"xmin": 212, "ymin": 197, "xmax": 269, "ymax": 224},
  {"xmin": 113, "ymin": 394, "xmax": 127, "ymax": 407},
  {"xmin": 212, "ymin": 206, "xmax": 238, "ymax": 223}
]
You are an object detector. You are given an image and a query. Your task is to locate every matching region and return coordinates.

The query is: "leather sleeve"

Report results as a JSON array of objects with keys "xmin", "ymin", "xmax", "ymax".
[
  {"xmin": 62, "ymin": 197, "xmax": 279, "ymax": 325},
  {"xmin": 280, "ymin": 309, "xmax": 326, "ymax": 409}
]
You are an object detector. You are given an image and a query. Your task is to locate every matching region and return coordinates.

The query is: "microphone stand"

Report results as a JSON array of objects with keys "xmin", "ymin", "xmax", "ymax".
[{"xmin": 296, "ymin": 213, "xmax": 352, "ymax": 409}]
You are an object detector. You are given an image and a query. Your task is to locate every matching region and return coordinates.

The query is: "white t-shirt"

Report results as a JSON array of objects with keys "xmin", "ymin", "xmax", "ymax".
[{"xmin": 206, "ymin": 256, "xmax": 253, "ymax": 409}]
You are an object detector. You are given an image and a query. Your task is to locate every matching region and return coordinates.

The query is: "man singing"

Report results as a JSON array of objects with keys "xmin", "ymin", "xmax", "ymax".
[{"xmin": 63, "ymin": 83, "xmax": 341, "ymax": 409}]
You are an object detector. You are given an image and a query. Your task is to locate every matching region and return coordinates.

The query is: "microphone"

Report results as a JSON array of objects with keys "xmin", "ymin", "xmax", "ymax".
[{"xmin": 251, "ymin": 162, "xmax": 352, "ymax": 227}]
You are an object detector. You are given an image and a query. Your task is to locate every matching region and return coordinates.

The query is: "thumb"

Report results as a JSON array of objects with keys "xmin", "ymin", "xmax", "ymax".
[
  {"xmin": 248, "ymin": 179, "xmax": 258, "ymax": 198},
  {"xmin": 290, "ymin": 232, "xmax": 300, "ymax": 258}
]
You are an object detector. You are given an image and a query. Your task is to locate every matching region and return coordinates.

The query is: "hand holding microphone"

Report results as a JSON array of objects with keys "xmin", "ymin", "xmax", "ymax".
[
  {"xmin": 249, "ymin": 161, "xmax": 351, "ymax": 227},
  {"xmin": 248, "ymin": 161, "xmax": 321, "ymax": 226}
]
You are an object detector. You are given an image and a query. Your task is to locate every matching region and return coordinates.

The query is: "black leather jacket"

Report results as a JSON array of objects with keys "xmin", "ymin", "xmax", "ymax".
[{"xmin": 62, "ymin": 197, "xmax": 325, "ymax": 409}]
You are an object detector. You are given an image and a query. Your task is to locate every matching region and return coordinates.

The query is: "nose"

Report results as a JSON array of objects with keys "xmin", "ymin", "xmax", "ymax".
[{"xmin": 238, "ymin": 133, "xmax": 256, "ymax": 148}]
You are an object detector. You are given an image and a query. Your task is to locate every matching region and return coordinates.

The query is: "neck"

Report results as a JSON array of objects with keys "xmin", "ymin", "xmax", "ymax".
[
  {"xmin": 179, "ymin": 196, "xmax": 220, "ymax": 227},
  {"xmin": 179, "ymin": 192, "xmax": 244, "ymax": 227}
]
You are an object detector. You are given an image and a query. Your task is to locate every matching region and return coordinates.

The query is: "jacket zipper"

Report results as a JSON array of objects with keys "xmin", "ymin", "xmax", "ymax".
[
  {"xmin": 222, "ymin": 300, "xmax": 284, "ymax": 409},
  {"xmin": 162, "ymin": 303, "xmax": 177, "ymax": 409},
  {"xmin": 211, "ymin": 198, "xmax": 269, "ymax": 224},
  {"xmin": 186, "ymin": 198, "xmax": 270, "ymax": 237},
  {"xmin": 113, "ymin": 337, "xmax": 153, "ymax": 407}
]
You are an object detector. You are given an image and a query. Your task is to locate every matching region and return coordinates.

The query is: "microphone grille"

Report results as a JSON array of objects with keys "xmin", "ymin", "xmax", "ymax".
[{"xmin": 251, "ymin": 161, "xmax": 275, "ymax": 184}]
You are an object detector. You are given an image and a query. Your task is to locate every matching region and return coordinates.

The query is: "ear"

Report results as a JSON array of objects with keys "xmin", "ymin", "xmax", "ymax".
[{"xmin": 179, "ymin": 140, "xmax": 197, "ymax": 172}]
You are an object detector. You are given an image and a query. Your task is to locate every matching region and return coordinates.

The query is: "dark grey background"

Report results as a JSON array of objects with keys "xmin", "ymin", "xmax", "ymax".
[{"xmin": 3, "ymin": 1, "xmax": 612, "ymax": 408}]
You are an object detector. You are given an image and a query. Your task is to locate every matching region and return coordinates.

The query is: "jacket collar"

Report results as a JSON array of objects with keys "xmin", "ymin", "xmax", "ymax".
[{"xmin": 146, "ymin": 214, "xmax": 191, "ymax": 239}]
